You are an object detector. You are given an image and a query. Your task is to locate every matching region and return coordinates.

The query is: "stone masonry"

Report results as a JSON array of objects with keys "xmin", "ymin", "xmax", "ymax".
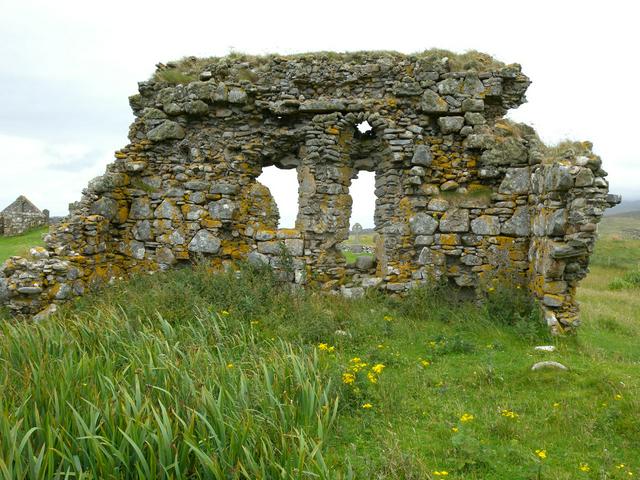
[
  {"xmin": 0, "ymin": 196, "xmax": 49, "ymax": 236},
  {"xmin": 0, "ymin": 51, "xmax": 620, "ymax": 331}
]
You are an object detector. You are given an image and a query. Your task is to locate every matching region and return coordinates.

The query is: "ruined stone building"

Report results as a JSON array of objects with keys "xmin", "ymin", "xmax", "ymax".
[
  {"xmin": 0, "ymin": 51, "xmax": 620, "ymax": 331},
  {"xmin": 0, "ymin": 196, "xmax": 49, "ymax": 236}
]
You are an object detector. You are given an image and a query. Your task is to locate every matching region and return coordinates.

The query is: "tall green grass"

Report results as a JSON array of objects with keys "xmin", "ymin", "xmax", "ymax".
[{"xmin": 0, "ymin": 266, "xmax": 342, "ymax": 479}]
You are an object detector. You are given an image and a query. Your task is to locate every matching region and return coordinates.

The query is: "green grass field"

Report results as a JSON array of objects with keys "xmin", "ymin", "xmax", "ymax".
[
  {"xmin": 0, "ymin": 217, "xmax": 639, "ymax": 478},
  {"xmin": 0, "ymin": 227, "xmax": 46, "ymax": 263}
]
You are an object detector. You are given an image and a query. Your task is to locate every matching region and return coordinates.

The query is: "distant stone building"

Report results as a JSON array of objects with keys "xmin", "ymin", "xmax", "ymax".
[{"xmin": 0, "ymin": 196, "xmax": 49, "ymax": 236}]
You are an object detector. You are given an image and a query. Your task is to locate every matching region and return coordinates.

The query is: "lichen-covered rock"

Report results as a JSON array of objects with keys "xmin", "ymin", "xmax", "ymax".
[
  {"xmin": 147, "ymin": 120, "xmax": 186, "ymax": 141},
  {"xmin": 188, "ymin": 230, "xmax": 221, "ymax": 254}
]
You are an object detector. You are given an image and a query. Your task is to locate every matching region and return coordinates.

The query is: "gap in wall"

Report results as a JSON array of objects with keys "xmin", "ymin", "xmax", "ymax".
[{"xmin": 256, "ymin": 166, "xmax": 298, "ymax": 229}]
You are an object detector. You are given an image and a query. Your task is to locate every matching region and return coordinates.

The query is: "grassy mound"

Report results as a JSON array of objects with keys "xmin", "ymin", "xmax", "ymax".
[{"xmin": 0, "ymin": 227, "xmax": 46, "ymax": 264}]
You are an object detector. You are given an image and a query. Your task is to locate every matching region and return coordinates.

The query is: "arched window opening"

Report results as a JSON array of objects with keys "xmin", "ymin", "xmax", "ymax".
[{"xmin": 256, "ymin": 166, "xmax": 298, "ymax": 229}]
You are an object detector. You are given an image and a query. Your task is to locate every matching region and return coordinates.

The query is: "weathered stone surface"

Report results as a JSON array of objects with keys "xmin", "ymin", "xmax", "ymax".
[
  {"xmin": 471, "ymin": 215, "xmax": 501, "ymax": 235},
  {"xmin": 502, "ymin": 207, "xmax": 530, "ymax": 236},
  {"xmin": 439, "ymin": 208, "xmax": 470, "ymax": 233},
  {"xmin": 188, "ymin": 230, "xmax": 221, "ymax": 254},
  {"xmin": 208, "ymin": 199, "xmax": 236, "ymax": 220},
  {"xmin": 355, "ymin": 255, "xmax": 376, "ymax": 271},
  {"xmin": 438, "ymin": 116, "xmax": 465, "ymax": 134},
  {"xmin": 409, "ymin": 213, "xmax": 438, "ymax": 235},
  {"xmin": 420, "ymin": 90, "xmax": 448, "ymax": 113},
  {"xmin": 147, "ymin": 120, "xmax": 185, "ymax": 141},
  {"xmin": 411, "ymin": 145, "xmax": 432, "ymax": 166},
  {"xmin": 499, "ymin": 168, "xmax": 530, "ymax": 194}
]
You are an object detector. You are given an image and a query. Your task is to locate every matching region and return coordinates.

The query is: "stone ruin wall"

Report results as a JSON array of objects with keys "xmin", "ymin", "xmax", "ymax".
[
  {"xmin": 0, "ymin": 52, "xmax": 621, "ymax": 331},
  {"xmin": 0, "ymin": 198, "xmax": 49, "ymax": 237}
]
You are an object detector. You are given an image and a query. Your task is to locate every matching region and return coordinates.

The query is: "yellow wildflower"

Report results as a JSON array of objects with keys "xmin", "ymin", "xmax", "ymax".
[
  {"xmin": 226, "ymin": 363, "xmax": 234, "ymax": 369},
  {"xmin": 535, "ymin": 449, "xmax": 547, "ymax": 460},
  {"xmin": 451, "ymin": 426, "xmax": 458, "ymax": 432},
  {"xmin": 317, "ymin": 343, "xmax": 335, "ymax": 353},
  {"xmin": 553, "ymin": 402, "xmax": 561, "ymax": 408},
  {"xmin": 342, "ymin": 372, "xmax": 356, "ymax": 385},
  {"xmin": 460, "ymin": 413, "xmax": 474, "ymax": 423},
  {"xmin": 367, "ymin": 372, "xmax": 378, "ymax": 384},
  {"xmin": 372, "ymin": 363, "xmax": 385, "ymax": 374},
  {"xmin": 362, "ymin": 403, "xmax": 372, "ymax": 409},
  {"xmin": 383, "ymin": 315, "xmax": 393, "ymax": 322},
  {"xmin": 433, "ymin": 471, "xmax": 449, "ymax": 476},
  {"xmin": 579, "ymin": 463, "xmax": 591, "ymax": 472},
  {"xmin": 377, "ymin": 344, "xmax": 385, "ymax": 349},
  {"xmin": 615, "ymin": 393, "xmax": 623, "ymax": 400},
  {"xmin": 617, "ymin": 464, "xmax": 626, "ymax": 470},
  {"xmin": 221, "ymin": 310, "xmax": 230, "ymax": 316},
  {"xmin": 250, "ymin": 320, "xmax": 259, "ymax": 326},
  {"xmin": 501, "ymin": 409, "xmax": 519, "ymax": 419}
]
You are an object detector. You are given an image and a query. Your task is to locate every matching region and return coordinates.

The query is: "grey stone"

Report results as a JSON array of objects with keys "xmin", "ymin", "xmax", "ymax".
[
  {"xmin": 421, "ymin": 90, "xmax": 448, "ymax": 113},
  {"xmin": 502, "ymin": 207, "xmax": 531, "ymax": 236},
  {"xmin": 418, "ymin": 247, "xmax": 446, "ymax": 266},
  {"xmin": 464, "ymin": 112, "xmax": 486, "ymax": 126},
  {"xmin": 208, "ymin": 199, "xmax": 236, "ymax": 220},
  {"xmin": 133, "ymin": 220, "xmax": 152, "ymax": 241},
  {"xmin": 91, "ymin": 197, "xmax": 118, "ymax": 220},
  {"xmin": 228, "ymin": 88, "xmax": 248, "ymax": 104},
  {"xmin": 185, "ymin": 100, "xmax": 209, "ymax": 115},
  {"xmin": 409, "ymin": 213, "xmax": 438, "ymax": 235},
  {"xmin": 480, "ymin": 137, "xmax": 528, "ymax": 166},
  {"xmin": 355, "ymin": 255, "xmax": 376, "ymax": 271},
  {"xmin": 471, "ymin": 215, "xmax": 500, "ymax": 235},
  {"xmin": 414, "ymin": 235, "xmax": 434, "ymax": 246},
  {"xmin": 439, "ymin": 208, "xmax": 470, "ymax": 233},
  {"xmin": 155, "ymin": 200, "xmax": 182, "ymax": 220},
  {"xmin": 248, "ymin": 250, "xmax": 270, "ymax": 266},
  {"xmin": 147, "ymin": 121, "xmax": 186, "ymax": 141},
  {"xmin": 461, "ymin": 98, "xmax": 484, "ymax": 112},
  {"xmin": 411, "ymin": 145, "xmax": 432, "ymax": 167},
  {"xmin": 438, "ymin": 116, "xmax": 465, "ymax": 134},
  {"xmin": 188, "ymin": 230, "xmax": 221, "ymax": 254},
  {"xmin": 129, "ymin": 198, "xmax": 151, "ymax": 219},
  {"xmin": 499, "ymin": 168, "xmax": 530, "ymax": 194},
  {"xmin": 428, "ymin": 198, "xmax": 449, "ymax": 211},
  {"xmin": 531, "ymin": 361, "xmax": 568, "ymax": 371}
]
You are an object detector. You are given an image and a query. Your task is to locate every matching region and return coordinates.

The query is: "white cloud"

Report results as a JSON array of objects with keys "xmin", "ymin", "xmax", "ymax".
[{"xmin": 0, "ymin": 134, "xmax": 109, "ymax": 215}]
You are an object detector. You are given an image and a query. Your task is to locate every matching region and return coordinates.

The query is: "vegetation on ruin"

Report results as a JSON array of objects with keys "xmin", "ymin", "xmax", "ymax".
[
  {"xmin": 0, "ymin": 227, "xmax": 46, "ymax": 263},
  {"xmin": 153, "ymin": 49, "xmax": 509, "ymax": 85},
  {"xmin": 1, "ymin": 214, "xmax": 639, "ymax": 479}
]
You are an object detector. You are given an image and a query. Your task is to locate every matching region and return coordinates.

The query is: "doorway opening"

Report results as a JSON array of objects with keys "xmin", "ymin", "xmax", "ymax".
[{"xmin": 256, "ymin": 166, "xmax": 298, "ymax": 229}]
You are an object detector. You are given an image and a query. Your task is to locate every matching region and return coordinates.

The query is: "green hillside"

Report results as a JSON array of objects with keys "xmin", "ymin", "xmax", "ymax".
[{"xmin": 0, "ymin": 219, "xmax": 639, "ymax": 478}]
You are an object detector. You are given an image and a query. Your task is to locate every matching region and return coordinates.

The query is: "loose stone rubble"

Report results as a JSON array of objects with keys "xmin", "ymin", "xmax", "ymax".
[
  {"xmin": 0, "ymin": 51, "xmax": 620, "ymax": 331},
  {"xmin": 0, "ymin": 196, "xmax": 49, "ymax": 236}
]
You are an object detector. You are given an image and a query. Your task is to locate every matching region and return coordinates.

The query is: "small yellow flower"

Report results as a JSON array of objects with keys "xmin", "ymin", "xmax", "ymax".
[
  {"xmin": 579, "ymin": 463, "xmax": 591, "ymax": 472},
  {"xmin": 433, "ymin": 471, "xmax": 449, "ymax": 476},
  {"xmin": 362, "ymin": 403, "xmax": 372, "ymax": 409},
  {"xmin": 372, "ymin": 363, "xmax": 385, "ymax": 374},
  {"xmin": 420, "ymin": 359, "xmax": 431, "ymax": 367},
  {"xmin": 220, "ymin": 310, "xmax": 230, "ymax": 316},
  {"xmin": 367, "ymin": 372, "xmax": 378, "ymax": 384},
  {"xmin": 460, "ymin": 413, "xmax": 474, "ymax": 423},
  {"xmin": 501, "ymin": 409, "xmax": 519, "ymax": 419},
  {"xmin": 535, "ymin": 449, "xmax": 547, "ymax": 460},
  {"xmin": 488, "ymin": 287, "xmax": 495, "ymax": 293},
  {"xmin": 226, "ymin": 363, "xmax": 234, "ymax": 369},
  {"xmin": 451, "ymin": 427, "xmax": 459, "ymax": 432},
  {"xmin": 553, "ymin": 402, "xmax": 561, "ymax": 408},
  {"xmin": 615, "ymin": 393, "xmax": 623, "ymax": 400},
  {"xmin": 617, "ymin": 464, "xmax": 626, "ymax": 470},
  {"xmin": 383, "ymin": 315, "xmax": 393, "ymax": 322},
  {"xmin": 318, "ymin": 343, "xmax": 329, "ymax": 351},
  {"xmin": 377, "ymin": 344, "xmax": 385, "ymax": 349},
  {"xmin": 429, "ymin": 341, "xmax": 437, "ymax": 348},
  {"xmin": 342, "ymin": 372, "xmax": 356, "ymax": 385},
  {"xmin": 250, "ymin": 320, "xmax": 259, "ymax": 326}
]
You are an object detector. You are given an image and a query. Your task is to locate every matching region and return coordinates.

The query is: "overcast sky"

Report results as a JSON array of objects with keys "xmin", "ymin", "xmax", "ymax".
[{"xmin": 1, "ymin": 0, "xmax": 637, "ymax": 228}]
